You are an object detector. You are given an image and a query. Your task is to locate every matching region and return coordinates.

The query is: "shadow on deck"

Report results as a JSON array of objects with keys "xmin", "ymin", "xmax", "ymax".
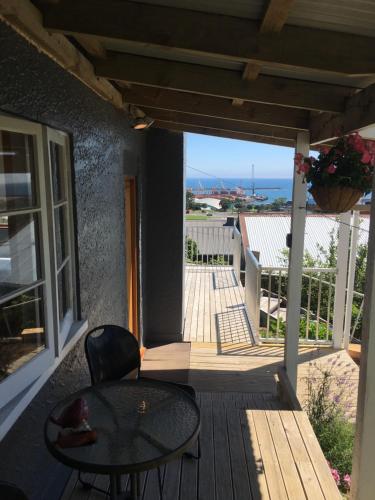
[{"xmin": 63, "ymin": 344, "xmax": 346, "ymax": 499}]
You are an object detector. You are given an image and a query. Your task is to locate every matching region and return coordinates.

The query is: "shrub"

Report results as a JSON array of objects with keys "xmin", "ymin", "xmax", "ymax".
[{"xmin": 304, "ymin": 358, "xmax": 356, "ymax": 493}]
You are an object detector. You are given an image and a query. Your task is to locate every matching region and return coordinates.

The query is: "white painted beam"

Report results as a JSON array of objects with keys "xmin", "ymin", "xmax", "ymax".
[
  {"xmin": 343, "ymin": 211, "xmax": 359, "ymax": 349},
  {"xmin": 332, "ymin": 212, "xmax": 351, "ymax": 349},
  {"xmin": 284, "ymin": 131, "xmax": 309, "ymax": 391},
  {"xmin": 351, "ymin": 175, "xmax": 375, "ymax": 499}
]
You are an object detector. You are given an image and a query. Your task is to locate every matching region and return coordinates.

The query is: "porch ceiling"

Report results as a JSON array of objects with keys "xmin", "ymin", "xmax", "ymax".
[{"xmin": 10, "ymin": 1, "xmax": 375, "ymax": 145}]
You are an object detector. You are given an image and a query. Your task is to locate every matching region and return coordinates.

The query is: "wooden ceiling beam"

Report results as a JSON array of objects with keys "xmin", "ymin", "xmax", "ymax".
[
  {"xmin": 123, "ymin": 86, "xmax": 309, "ymax": 130},
  {"xmin": 143, "ymin": 108, "xmax": 298, "ymax": 140},
  {"xmin": 42, "ymin": 0, "xmax": 375, "ymax": 75},
  {"xmin": 310, "ymin": 83, "xmax": 375, "ymax": 144},
  {"xmin": 74, "ymin": 34, "xmax": 107, "ymax": 59},
  {"xmin": 153, "ymin": 121, "xmax": 295, "ymax": 148},
  {"xmin": 0, "ymin": 0, "xmax": 122, "ymax": 108},
  {"xmin": 260, "ymin": 0, "xmax": 296, "ymax": 33},
  {"xmin": 237, "ymin": 0, "xmax": 295, "ymax": 105},
  {"xmin": 95, "ymin": 52, "xmax": 352, "ymax": 113}
]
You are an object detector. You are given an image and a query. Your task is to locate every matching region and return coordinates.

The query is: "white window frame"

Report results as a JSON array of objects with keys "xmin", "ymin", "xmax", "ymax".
[
  {"xmin": 0, "ymin": 115, "xmax": 87, "ymax": 440},
  {"xmin": 44, "ymin": 127, "xmax": 77, "ymax": 351}
]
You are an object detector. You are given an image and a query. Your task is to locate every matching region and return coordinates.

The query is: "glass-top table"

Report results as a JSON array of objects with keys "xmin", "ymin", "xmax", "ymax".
[{"xmin": 44, "ymin": 378, "xmax": 200, "ymax": 499}]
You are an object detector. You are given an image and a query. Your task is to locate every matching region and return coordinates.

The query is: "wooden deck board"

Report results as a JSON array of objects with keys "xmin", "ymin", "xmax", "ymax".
[
  {"xmin": 66, "ymin": 392, "xmax": 340, "ymax": 500},
  {"xmin": 184, "ymin": 266, "xmax": 254, "ymax": 345}
]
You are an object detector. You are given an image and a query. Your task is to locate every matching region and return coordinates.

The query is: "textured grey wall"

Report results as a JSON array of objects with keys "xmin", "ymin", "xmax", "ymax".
[
  {"xmin": 142, "ymin": 130, "xmax": 185, "ymax": 345},
  {"xmin": 0, "ymin": 22, "xmax": 146, "ymax": 499}
]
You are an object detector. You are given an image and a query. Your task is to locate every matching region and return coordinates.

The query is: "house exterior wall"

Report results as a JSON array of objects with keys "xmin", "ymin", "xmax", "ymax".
[
  {"xmin": 142, "ymin": 129, "xmax": 185, "ymax": 345},
  {"xmin": 0, "ymin": 22, "xmax": 147, "ymax": 499}
]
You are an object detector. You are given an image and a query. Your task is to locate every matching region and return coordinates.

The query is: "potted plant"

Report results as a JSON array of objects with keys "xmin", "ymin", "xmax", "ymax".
[{"xmin": 295, "ymin": 132, "xmax": 374, "ymax": 213}]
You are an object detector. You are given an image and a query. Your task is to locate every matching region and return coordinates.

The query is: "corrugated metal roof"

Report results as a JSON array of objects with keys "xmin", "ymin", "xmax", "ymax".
[
  {"xmin": 102, "ymin": 39, "xmax": 370, "ymax": 88},
  {"xmin": 102, "ymin": 38, "xmax": 243, "ymax": 71},
  {"xmin": 130, "ymin": 0, "xmax": 375, "ymax": 37},
  {"xmin": 130, "ymin": 0, "xmax": 264, "ymax": 19},
  {"xmin": 104, "ymin": 1, "xmax": 375, "ymax": 89},
  {"xmin": 288, "ymin": 0, "xmax": 375, "ymax": 38},
  {"xmin": 243, "ymin": 214, "xmax": 369, "ymax": 267}
]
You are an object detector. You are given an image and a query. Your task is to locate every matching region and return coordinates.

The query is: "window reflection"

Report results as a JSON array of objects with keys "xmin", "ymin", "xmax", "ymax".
[
  {"xmin": 0, "ymin": 213, "xmax": 41, "ymax": 298},
  {"xmin": 0, "ymin": 286, "xmax": 45, "ymax": 381},
  {"xmin": 0, "ymin": 131, "xmax": 37, "ymax": 212}
]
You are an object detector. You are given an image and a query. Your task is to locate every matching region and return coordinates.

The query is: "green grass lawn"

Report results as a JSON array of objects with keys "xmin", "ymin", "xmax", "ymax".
[{"xmin": 185, "ymin": 214, "xmax": 208, "ymax": 220}]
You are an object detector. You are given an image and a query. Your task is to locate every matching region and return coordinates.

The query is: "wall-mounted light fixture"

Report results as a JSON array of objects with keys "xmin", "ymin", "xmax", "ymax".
[{"xmin": 127, "ymin": 104, "xmax": 154, "ymax": 130}]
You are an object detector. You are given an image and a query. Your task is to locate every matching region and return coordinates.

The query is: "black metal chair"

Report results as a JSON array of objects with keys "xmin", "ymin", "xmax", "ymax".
[
  {"xmin": 83, "ymin": 325, "xmax": 200, "ymax": 496},
  {"xmin": 0, "ymin": 482, "xmax": 28, "ymax": 500}
]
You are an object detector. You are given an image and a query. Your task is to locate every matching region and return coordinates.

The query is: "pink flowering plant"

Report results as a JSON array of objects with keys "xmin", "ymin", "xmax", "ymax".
[
  {"xmin": 304, "ymin": 355, "xmax": 356, "ymax": 493},
  {"xmin": 295, "ymin": 132, "xmax": 374, "ymax": 193}
]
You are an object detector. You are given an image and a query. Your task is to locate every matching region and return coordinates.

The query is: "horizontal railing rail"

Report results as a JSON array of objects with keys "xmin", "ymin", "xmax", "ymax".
[
  {"xmin": 244, "ymin": 258, "xmax": 339, "ymax": 345},
  {"xmin": 185, "ymin": 225, "xmax": 235, "ymax": 266}
]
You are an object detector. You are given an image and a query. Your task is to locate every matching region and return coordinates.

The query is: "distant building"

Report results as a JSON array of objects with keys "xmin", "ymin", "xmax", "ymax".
[
  {"xmin": 193, "ymin": 197, "xmax": 222, "ymax": 210},
  {"xmin": 239, "ymin": 213, "xmax": 369, "ymax": 267}
]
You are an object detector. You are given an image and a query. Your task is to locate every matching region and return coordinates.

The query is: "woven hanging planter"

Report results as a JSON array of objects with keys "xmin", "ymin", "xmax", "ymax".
[{"xmin": 309, "ymin": 185, "xmax": 363, "ymax": 213}]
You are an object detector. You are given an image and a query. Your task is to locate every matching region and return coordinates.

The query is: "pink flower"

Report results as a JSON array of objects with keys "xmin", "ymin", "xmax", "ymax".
[
  {"xmin": 327, "ymin": 164, "xmax": 337, "ymax": 174},
  {"xmin": 343, "ymin": 474, "xmax": 351, "ymax": 491},
  {"xmin": 348, "ymin": 132, "xmax": 366, "ymax": 154},
  {"xmin": 294, "ymin": 152, "xmax": 303, "ymax": 164},
  {"xmin": 300, "ymin": 162, "xmax": 310, "ymax": 173},
  {"xmin": 330, "ymin": 468, "xmax": 341, "ymax": 485},
  {"xmin": 361, "ymin": 150, "xmax": 371, "ymax": 164}
]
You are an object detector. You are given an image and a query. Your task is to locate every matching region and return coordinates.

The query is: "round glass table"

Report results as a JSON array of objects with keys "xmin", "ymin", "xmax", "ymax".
[{"xmin": 44, "ymin": 378, "xmax": 200, "ymax": 499}]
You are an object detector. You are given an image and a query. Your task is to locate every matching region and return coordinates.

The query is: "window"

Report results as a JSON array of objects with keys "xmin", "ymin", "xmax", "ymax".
[{"xmin": 0, "ymin": 116, "xmax": 81, "ymax": 435}]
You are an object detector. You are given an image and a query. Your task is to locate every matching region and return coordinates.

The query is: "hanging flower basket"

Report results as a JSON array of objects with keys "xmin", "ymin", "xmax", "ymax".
[
  {"xmin": 309, "ymin": 185, "xmax": 363, "ymax": 213},
  {"xmin": 295, "ymin": 132, "xmax": 375, "ymax": 213}
]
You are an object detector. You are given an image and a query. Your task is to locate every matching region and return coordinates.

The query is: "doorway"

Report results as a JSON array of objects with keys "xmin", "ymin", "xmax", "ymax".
[{"xmin": 125, "ymin": 176, "xmax": 139, "ymax": 340}]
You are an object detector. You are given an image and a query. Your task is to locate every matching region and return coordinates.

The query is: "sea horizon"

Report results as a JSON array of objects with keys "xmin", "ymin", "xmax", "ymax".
[{"xmin": 186, "ymin": 177, "xmax": 294, "ymax": 203}]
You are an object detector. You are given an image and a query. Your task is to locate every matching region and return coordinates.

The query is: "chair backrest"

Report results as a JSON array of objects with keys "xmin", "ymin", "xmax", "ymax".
[
  {"xmin": 0, "ymin": 482, "xmax": 28, "ymax": 500},
  {"xmin": 84, "ymin": 325, "xmax": 140, "ymax": 385}
]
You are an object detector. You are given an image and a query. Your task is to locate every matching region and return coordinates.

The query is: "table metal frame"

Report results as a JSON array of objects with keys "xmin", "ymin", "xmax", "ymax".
[{"xmin": 44, "ymin": 379, "xmax": 200, "ymax": 500}]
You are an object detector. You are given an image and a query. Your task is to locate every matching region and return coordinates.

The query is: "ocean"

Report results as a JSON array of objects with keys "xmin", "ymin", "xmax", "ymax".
[{"xmin": 186, "ymin": 178, "xmax": 293, "ymax": 203}]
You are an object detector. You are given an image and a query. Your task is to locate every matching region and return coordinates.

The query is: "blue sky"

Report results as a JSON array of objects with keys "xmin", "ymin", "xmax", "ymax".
[{"xmin": 185, "ymin": 133, "xmax": 294, "ymax": 179}]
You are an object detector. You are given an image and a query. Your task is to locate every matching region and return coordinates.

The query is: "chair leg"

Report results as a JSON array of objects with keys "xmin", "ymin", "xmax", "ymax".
[
  {"xmin": 78, "ymin": 471, "xmax": 108, "ymax": 494},
  {"xmin": 157, "ymin": 467, "xmax": 163, "ymax": 499},
  {"xmin": 184, "ymin": 435, "xmax": 201, "ymax": 460}
]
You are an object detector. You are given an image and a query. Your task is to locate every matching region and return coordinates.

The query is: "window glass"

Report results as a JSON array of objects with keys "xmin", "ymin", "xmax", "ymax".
[
  {"xmin": 0, "ymin": 213, "xmax": 41, "ymax": 299},
  {"xmin": 49, "ymin": 142, "xmax": 66, "ymax": 203},
  {"xmin": 57, "ymin": 264, "xmax": 71, "ymax": 323},
  {"xmin": 0, "ymin": 285, "xmax": 45, "ymax": 382},
  {"xmin": 0, "ymin": 131, "xmax": 37, "ymax": 212},
  {"xmin": 54, "ymin": 206, "xmax": 68, "ymax": 268}
]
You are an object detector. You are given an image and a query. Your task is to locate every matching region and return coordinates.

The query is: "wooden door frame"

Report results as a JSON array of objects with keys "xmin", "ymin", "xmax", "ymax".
[{"xmin": 125, "ymin": 176, "xmax": 139, "ymax": 341}]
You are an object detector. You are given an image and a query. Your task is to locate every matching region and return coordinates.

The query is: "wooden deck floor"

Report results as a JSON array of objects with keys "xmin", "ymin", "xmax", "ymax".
[
  {"xmin": 184, "ymin": 266, "xmax": 254, "ymax": 344},
  {"xmin": 63, "ymin": 392, "xmax": 340, "ymax": 500},
  {"xmin": 63, "ymin": 343, "xmax": 350, "ymax": 500}
]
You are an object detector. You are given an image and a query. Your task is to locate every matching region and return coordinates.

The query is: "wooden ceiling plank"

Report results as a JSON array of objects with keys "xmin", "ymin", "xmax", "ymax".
[
  {"xmin": 310, "ymin": 83, "xmax": 375, "ymax": 144},
  {"xmin": 260, "ymin": 0, "xmax": 296, "ymax": 34},
  {"xmin": 42, "ymin": 0, "xmax": 375, "ymax": 75},
  {"xmin": 96, "ymin": 52, "xmax": 352, "ymax": 113},
  {"xmin": 142, "ymin": 108, "xmax": 297, "ymax": 140},
  {"xmin": 74, "ymin": 34, "xmax": 107, "ymax": 59},
  {"xmin": 0, "ymin": 0, "xmax": 122, "ymax": 107},
  {"xmin": 153, "ymin": 120, "xmax": 295, "ymax": 148},
  {"xmin": 123, "ymin": 86, "xmax": 309, "ymax": 130}
]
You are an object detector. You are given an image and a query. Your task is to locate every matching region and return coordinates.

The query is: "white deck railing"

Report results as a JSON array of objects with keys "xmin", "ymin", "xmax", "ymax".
[
  {"xmin": 244, "ymin": 253, "xmax": 365, "ymax": 345},
  {"xmin": 185, "ymin": 225, "xmax": 236, "ymax": 266}
]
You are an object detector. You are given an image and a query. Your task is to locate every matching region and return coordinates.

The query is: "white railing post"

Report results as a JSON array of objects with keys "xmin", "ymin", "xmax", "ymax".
[
  {"xmin": 332, "ymin": 211, "xmax": 351, "ymax": 349},
  {"xmin": 343, "ymin": 211, "xmax": 359, "ymax": 349},
  {"xmin": 233, "ymin": 226, "xmax": 242, "ymax": 283},
  {"xmin": 284, "ymin": 131, "xmax": 309, "ymax": 392},
  {"xmin": 244, "ymin": 248, "xmax": 261, "ymax": 341},
  {"xmin": 351, "ymin": 174, "xmax": 375, "ymax": 500}
]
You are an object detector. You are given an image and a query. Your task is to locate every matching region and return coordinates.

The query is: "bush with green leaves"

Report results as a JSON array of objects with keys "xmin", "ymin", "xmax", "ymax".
[
  {"xmin": 264, "ymin": 316, "xmax": 331, "ymax": 340},
  {"xmin": 304, "ymin": 358, "xmax": 357, "ymax": 493}
]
